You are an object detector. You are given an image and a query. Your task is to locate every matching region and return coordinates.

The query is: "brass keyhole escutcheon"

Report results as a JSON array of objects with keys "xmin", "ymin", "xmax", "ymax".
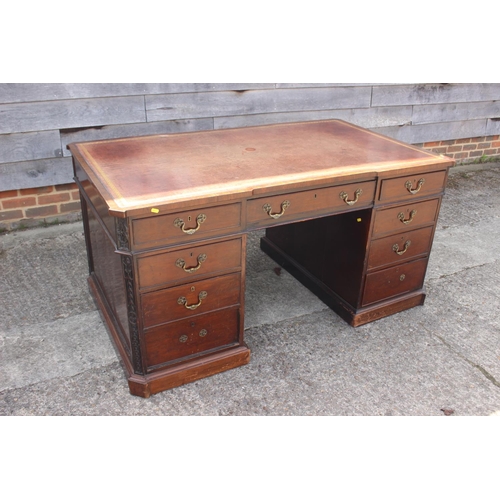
[{"xmin": 400, "ymin": 274, "xmax": 406, "ymax": 281}]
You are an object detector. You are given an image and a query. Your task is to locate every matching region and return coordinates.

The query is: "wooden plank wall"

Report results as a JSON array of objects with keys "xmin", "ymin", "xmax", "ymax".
[{"xmin": 1, "ymin": 83, "xmax": 499, "ymax": 191}]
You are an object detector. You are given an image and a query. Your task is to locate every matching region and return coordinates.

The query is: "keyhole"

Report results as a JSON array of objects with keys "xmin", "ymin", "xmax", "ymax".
[
  {"xmin": 190, "ymin": 286, "xmax": 195, "ymax": 292},
  {"xmin": 188, "ymin": 215, "xmax": 192, "ymax": 222}
]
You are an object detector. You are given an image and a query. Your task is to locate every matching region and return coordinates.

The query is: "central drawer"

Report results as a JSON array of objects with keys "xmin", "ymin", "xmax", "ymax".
[
  {"xmin": 247, "ymin": 180, "xmax": 376, "ymax": 227},
  {"xmin": 141, "ymin": 273, "xmax": 241, "ymax": 328}
]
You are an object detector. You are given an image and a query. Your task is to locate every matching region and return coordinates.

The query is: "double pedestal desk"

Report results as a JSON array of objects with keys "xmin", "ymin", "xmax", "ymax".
[{"xmin": 69, "ymin": 120, "xmax": 454, "ymax": 397}]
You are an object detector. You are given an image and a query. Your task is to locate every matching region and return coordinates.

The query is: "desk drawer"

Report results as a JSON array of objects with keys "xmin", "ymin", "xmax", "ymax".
[
  {"xmin": 247, "ymin": 180, "xmax": 376, "ymax": 227},
  {"xmin": 141, "ymin": 273, "xmax": 241, "ymax": 328},
  {"xmin": 379, "ymin": 169, "xmax": 447, "ymax": 202},
  {"xmin": 144, "ymin": 307, "xmax": 240, "ymax": 368},
  {"xmin": 372, "ymin": 198, "xmax": 439, "ymax": 237},
  {"xmin": 367, "ymin": 226, "xmax": 434, "ymax": 270},
  {"xmin": 137, "ymin": 238, "xmax": 243, "ymax": 290},
  {"xmin": 132, "ymin": 203, "xmax": 242, "ymax": 249},
  {"xmin": 362, "ymin": 258, "xmax": 428, "ymax": 306}
]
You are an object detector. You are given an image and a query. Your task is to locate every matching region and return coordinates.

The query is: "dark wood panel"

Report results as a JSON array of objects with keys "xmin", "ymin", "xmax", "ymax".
[
  {"xmin": 247, "ymin": 180, "xmax": 376, "ymax": 227},
  {"xmin": 132, "ymin": 203, "xmax": 242, "ymax": 249},
  {"xmin": 362, "ymin": 258, "xmax": 428, "ymax": 306},
  {"xmin": 141, "ymin": 273, "xmax": 241, "ymax": 328},
  {"xmin": 379, "ymin": 170, "xmax": 447, "ymax": 202},
  {"xmin": 137, "ymin": 237, "xmax": 243, "ymax": 289},
  {"xmin": 372, "ymin": 198, "xmax": 440, "ymax": 237},
  {"xmin": 367, "ymin": 226, "xmax": 434, "ymax": 270},
  {"xmin": 144, "ymin": 307, "xmax": 240, "ymax": 368}
]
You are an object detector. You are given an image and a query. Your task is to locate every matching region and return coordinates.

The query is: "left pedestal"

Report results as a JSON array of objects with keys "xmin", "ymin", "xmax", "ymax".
[{"xmin": 79, "ymin": 186, "xmax": 249, "ymax": 398}]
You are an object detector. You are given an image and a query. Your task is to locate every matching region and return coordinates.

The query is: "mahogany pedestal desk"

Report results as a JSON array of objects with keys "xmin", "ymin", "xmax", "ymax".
[{"xmin": 69, "ymin": 120, "xmax": 454, "ymax": 398}]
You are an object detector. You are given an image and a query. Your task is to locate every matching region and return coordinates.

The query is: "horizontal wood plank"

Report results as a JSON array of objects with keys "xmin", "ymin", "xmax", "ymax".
[
  {"xmin": 0, "ymin": 96, "xmax": 146, "ymax": 134},
  {"xmin": 0, "ymin": 130, "xmax": 61, "ymax": 164},
  {"xmin": 275, "ymin": 83, "xmax": 380, "ymax": 88},
  {"xmin": 374, "ymin": 119, "xmax": 488, "ymax": 144},
  {"xmin": 61, "ymin": 118, "xmax": 214, "ymax": 157},
  {"xmin": 412, "ymin": 101, "xmax": 500, "ymax": 125},
  {"xmin": 145, "ymin": 87, "xmax": 372, "ymax": 122},
  {"xmin": 372, "ymin": 83, "xmax": 500, "ymax": 107},
  {"xmin": 0, "ymin": 83, "xmax": 275, "ymax": 104},
  {"xmin": 0, "ymin": 157, "xmax": 73, "ymax": 190},
  {"xmin": 486, "ymin": 118, "xmax": 500, "ymax": 135},
  {"xmin": 214, "ymin": 106, "xmax": 413, "ymax": 130}
]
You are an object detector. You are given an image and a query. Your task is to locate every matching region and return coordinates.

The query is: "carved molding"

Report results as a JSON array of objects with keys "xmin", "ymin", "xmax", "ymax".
[
  {"xmin": 122, "ymin": 255, "xmax": 143, "ymax": 375},
  {"xmin": 116, "ymin": 218, "xmax": 130, "ymax": 251}
]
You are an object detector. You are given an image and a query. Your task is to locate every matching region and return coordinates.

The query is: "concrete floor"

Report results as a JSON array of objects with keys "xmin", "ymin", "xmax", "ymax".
[{"xmin": 1, "ymin": 163, "xmax": 500, "ymax": 415}]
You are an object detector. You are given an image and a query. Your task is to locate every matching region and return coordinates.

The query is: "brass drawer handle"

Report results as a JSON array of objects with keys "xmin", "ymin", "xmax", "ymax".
[
  {"xmin": 398, "ymin": 210, "xmax": 417, "ymax": 225},
  {"xmin": 263, "ymin": 200, "xmax": 290, "ymax": 219},
  {"xmin": 173, "ymin": 213, "xmax": 206, "ymax": 234},
  {"xmin": 177, "ymin": 291, "xmax": 208, "ymax": 310},
  {"xmin": 339, "ymin": 188, "xmax": 363, "ymax": 206},
  {"xmin": 199, "ymin": 328, "xmax": 208, "ymax": 337},
  {"xmin": 175, "ymin": 253, "xmax": 207, "ymax": 273},
  {"xmin": 405, "ymin": 178, "xmax": 425, "ymax": 195},
  {"xmin": 179, "ymin": 335, "xmax": 188, "ymax": 343},
  {"xmin": 392, "ymin": 240, "xmax": 411, "ymax": 255}
]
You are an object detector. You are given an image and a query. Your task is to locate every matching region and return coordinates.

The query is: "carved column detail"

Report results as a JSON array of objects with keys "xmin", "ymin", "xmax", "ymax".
[
  {"xmin": 122, "ymin": 255, "xmax": 144, "ymax": 375},
  {"xmin": 116, "ymin": 218, "xmax": 130, "ymax": 251}
]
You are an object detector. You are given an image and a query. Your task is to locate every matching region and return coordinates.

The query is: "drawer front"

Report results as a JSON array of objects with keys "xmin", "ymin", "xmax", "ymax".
[
  {"xmin": 137, "ymin": 238, "xmax": 242, "ymax": 290},
  {"xmin": 367, "ymin": 226, "xmax": 434, "ymax": 270},
  {"xmin": 144, "ymin": 307, "xmax": 240, "ymax": 368},
  {"xmin": 141, "ymin": 273, "xmax": 241, "ymax": 328},
  {"xmin": 379, "ymin": 169, "xmax": 447, "ymax": 203},
  {"xmin": 247, "ymin": 180, "xmax": 376, "ymax": 227},
  {"xmin": 132, "ymin": 203, "xmax": 242, "ymax": 249},
  {"xmin": 362, "ymin": 258, "xmax": 428, "ymax": 306},
  {"xmin": 372, "ymin": 198, "xmax": 439, "ymax": 237}
]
